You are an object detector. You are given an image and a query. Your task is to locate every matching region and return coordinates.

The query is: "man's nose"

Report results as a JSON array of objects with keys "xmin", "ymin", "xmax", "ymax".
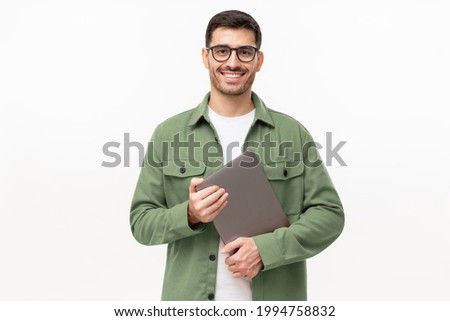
[{"xmin": 226, "ymin": 50, "xmax": 240, "ymax": 68}]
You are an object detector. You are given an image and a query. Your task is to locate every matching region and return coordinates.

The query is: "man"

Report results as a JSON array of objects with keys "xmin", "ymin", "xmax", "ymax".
[{"xmin": 130, "ymin": 10, "xmax": 344, "ymax": 301}]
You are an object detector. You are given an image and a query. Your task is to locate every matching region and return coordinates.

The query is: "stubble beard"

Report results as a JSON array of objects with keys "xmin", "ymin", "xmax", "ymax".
[{"xmin": 209, "ymin": 68, "xmax": 256, "ymax": 96}]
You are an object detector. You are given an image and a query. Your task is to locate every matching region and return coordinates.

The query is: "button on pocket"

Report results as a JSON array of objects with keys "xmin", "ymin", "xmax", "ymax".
[
  {"xmin": 264, "ymin": 161, "xmax": 303, "ymax": 180},
  {"xmin": 163, "ymin": 160, "xmax": 206, "ymax": 177}
]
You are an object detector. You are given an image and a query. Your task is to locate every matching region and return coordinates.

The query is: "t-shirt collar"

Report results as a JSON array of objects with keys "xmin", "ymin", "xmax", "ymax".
[{"xmin": 188, "ymin": 92, "xmax": 275, "ymax": 128}]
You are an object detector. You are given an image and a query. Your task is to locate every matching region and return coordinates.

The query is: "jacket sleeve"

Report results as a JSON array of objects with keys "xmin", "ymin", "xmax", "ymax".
[
  {"xmin": 129, "ymin": 124, "xmax": 206, "ymax": 245},
  {"xmin": 253, "ymin": 127, "xmax": 345, "ymax": 271}
]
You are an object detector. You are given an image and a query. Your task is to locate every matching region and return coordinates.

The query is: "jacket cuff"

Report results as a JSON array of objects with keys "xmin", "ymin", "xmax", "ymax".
[
  {"xmin": 168, "ymin": 200, "xmax": 206, "ymax": 237},
  {"xmin": 252, "ymin": 233, "xmax": 284, "ymax": 271}
]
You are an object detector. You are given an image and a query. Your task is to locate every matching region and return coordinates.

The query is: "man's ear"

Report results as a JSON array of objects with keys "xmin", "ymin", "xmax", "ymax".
[
  {"xmin": 201, "ymin": 48, "xmax": 210, "ymax": 69},
  {"xmin": 256, "ymin": 51, "xmax": 264, "ymax": 72}
]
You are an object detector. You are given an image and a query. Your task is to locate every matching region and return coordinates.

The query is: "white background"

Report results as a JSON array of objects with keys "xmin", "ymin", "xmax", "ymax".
[{"xmin": 1, "ymin": 0, "xmax": 449, "ymax": 300}]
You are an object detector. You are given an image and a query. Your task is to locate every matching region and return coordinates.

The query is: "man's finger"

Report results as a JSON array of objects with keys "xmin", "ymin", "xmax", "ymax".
[
  {"xmin": 232, "ymin": 271, "xmax": 245, "ymax": 279},
  {"xmin": 199, "ymin": 186, "xmax": 225, "ymax": 207},
  {"xmin": 208, "ymin": 198, "xmax": 228, "ymax": 221}
]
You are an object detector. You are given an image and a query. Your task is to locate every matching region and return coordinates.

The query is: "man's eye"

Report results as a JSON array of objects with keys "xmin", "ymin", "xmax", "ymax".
[
  {"xmin": 239, "ymin": 48, "xmax": 254, "ymax": 57},
  {"xmin": 215, "ymin": 48, "xmax": 229, "ymax": 55}
]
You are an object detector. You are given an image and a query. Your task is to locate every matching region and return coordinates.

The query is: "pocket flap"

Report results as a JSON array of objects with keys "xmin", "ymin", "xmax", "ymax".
[
  {"xmin": 162, "ymin": 159, "xmax": 206, "ymax": 177},
  {"xmin": 263, "ymin": 160, "xmax": 304, "ymax": 180}
]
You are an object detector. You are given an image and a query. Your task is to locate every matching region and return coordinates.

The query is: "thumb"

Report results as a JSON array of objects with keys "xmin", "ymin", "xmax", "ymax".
[
  {"xmin": 221, "ymin": 238, "xmax": 243, "ymax": 254},
  {"xmin": 189, "ymin": 177, "xmax": 204, "ymax": 194}
]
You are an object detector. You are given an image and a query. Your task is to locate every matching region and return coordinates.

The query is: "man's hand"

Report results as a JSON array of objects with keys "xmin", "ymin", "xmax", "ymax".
[
  {"xmin": 188, "ymin": 178, "xmax": 228, "ymax": 225},
  {"xmin": 221, "ymin": 237, "xmax": 263, "ymax": 280}
]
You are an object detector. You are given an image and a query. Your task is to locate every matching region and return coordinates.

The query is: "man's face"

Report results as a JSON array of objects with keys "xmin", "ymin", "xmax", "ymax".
[{"xmin": 202, "ymin": 27, "xmax": 264, "ymax": 97}]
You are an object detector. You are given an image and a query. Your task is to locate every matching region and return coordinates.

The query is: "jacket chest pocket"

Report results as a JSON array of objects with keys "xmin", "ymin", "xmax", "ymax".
[
  {"xmin": 263, "ymin": 160, "xmax": 304, "ymax": 221},
  {"xmin": 162, "ymin": 159, "xmax": 206, "ymax": 207}
]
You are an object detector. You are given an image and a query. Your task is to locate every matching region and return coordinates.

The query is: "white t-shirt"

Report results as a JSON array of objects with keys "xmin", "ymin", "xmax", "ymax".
[{"xmin": 207, "ymin": 106, "xmax": 255, "ymax": 301}]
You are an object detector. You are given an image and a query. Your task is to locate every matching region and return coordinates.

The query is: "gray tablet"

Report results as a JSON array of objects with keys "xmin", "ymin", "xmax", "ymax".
[{"xmin": 196, "ymin": 150, "xmax": 289, "ymax": 244}]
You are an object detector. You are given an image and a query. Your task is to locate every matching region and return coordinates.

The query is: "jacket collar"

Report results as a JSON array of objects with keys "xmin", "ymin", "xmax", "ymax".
[{"xmin": 188, "ymin": 92, "xmax": 275, "ymax": 128}]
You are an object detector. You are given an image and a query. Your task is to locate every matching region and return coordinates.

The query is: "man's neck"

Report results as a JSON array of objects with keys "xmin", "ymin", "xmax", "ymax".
[{"xmin": 208, "ymin": 89, "xmax": 254, "ymax": 117}]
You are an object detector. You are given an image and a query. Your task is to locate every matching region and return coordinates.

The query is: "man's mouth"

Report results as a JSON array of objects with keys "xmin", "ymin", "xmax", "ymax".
[{"xmin": 220, "ymin": 71, "xmax": 245, "ymax": 79}]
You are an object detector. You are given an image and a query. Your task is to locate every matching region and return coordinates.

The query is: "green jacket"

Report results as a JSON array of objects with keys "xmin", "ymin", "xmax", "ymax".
[{"xmin": 130, "ymin": 92, "xmax": 344, "ymax": 300}]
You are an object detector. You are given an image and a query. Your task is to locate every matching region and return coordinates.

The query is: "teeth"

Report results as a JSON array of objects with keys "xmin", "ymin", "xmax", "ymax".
[{"xmin": 223, "ymin": 73, "xmax": 242, "ymax": 78}]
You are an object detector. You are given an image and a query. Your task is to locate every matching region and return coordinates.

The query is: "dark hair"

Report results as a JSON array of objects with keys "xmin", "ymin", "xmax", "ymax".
[{"xmin": 205, "ymin": 10, "xmax": 262, "ymax": 49}]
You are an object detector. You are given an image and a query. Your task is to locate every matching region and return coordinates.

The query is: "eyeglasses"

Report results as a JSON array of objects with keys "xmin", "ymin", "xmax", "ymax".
[{"xmin": 206, "ymin": 45, "xmax": 259, "ymax": 63}]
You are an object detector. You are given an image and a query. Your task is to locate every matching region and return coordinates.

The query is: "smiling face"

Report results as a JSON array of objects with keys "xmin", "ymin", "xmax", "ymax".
[{"xmin": 202, "ymin": 27, "xmax": 264, "ymax": 97}]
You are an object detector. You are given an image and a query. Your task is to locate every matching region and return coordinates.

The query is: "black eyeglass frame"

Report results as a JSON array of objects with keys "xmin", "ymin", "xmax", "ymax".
[{"xmin": 206, "ymin": 45, "xmax": 259, "ymax": 63}]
